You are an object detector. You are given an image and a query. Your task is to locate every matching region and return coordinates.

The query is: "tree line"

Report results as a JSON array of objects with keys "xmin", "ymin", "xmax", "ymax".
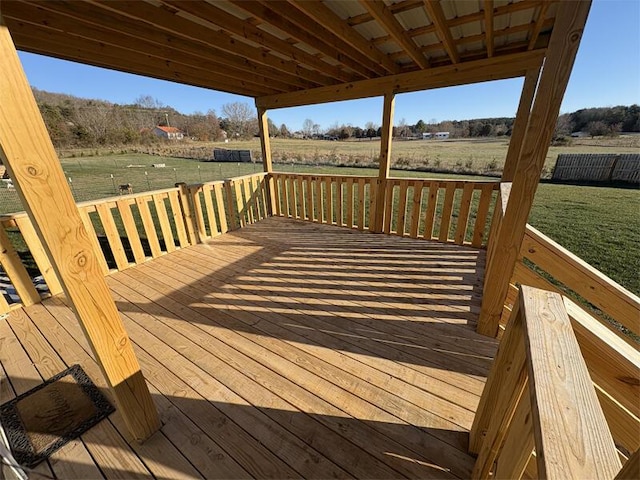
[{"xmin": 33, "ymin": 88, "xmax": 638, "ymax": 148}]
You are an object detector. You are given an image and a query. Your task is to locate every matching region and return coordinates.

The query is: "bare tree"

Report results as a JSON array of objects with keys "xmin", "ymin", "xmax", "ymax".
[
  {"xmin": 302, "ymin": 118, "xmax": 314, "ymax": 138},
  {"xmin": 222, "ymin": 101, "xmax": 256, "ymax": 139}
]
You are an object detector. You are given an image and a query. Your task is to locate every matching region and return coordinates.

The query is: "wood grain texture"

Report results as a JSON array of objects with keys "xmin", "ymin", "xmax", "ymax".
[
  {"xmin": 373, "ymin": 92, "xmax": 395, "ymax": 233},
  {"xmin": 0, "ymin": 24, "xmax": 159, "ymax": 441},
  {"xmin": 477, "ymin": 1, "xmax": 591, "ymax": 337},
  {"xmin": 493, "ymin": 383, "xmax": 534, "ymax": 480},
  {"xmin": 520, "ymin": 286, "xmax": 621, "ymax": 479},
  {"xmin": 522, "ymin": 225, "xmax": 640, "ymax": 336},
  {"xmin": 501, "ymin": 68, "xmax": 541, "ymax": 181}
]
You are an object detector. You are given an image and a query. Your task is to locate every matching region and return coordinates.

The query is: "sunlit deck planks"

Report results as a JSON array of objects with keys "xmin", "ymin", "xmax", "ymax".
[{"xmin": 1, "ymin": 217, "xmax": 498, "ymax": 479}]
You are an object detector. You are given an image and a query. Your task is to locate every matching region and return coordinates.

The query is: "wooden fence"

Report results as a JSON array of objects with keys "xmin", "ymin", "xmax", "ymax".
[{"xmin": 552, "ymin": 153, "xmax": 640, "ymax": 184}]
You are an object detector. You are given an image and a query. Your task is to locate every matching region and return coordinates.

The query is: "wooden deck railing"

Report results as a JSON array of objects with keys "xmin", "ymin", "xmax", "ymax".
[
  {"xmin": 271, "ymin": 173, "xmax": 379, "ymax": 230},
  {"xmin": 271, "ymin": 172, "xmax": 500, "ymax": 246},
  {"xmin": 494, "ymin": 225, "xmax": 640, "ymax": 464},
  {"xmin": 0, "ymin": 172, "xmax": 269, "ymax": 314},
  {"xmin": 470, "ymin": 285, "xmax": 622, "ymax": 479}
]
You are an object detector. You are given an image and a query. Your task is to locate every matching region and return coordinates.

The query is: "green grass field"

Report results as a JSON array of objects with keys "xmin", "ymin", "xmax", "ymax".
[{"xmin": 1, "ymin": 152, "xmax": 637, "ymax": 296}]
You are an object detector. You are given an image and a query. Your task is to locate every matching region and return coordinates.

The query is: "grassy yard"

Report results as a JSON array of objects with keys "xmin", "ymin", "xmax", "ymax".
[
  {"xmin": 58, "ymin": 135, "xmax": 640, "ymax": 178},
  {"xmin": 0, "ymin": 152, "xmax": 637, "ymax": 296}
]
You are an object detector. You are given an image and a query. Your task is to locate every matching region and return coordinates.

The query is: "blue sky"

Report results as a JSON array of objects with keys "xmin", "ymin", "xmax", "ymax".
[{"xmin": 18, "ymin": 0, "xmax": 640, "ymax": 131}]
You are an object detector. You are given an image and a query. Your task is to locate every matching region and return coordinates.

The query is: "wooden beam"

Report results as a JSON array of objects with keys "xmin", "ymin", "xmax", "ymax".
[
  {"xmin": 161, "ymin": 0, "xmax": 357, "ymax": 84},
  {"xmin": 257, "ymin": 107, "xmax": 276, "ymax": 216},
  {"xmin": 484, "ymin": 0, "xmax": 494, "ymax": 57},
  {"xmin": 477, "ymin": 0, "xmax": 592, "ymax": 337},
  {"xmin": 422, "ymin": 1, "xmax": 460, "ymax": 63},
  {"xmin": 501, "ymin": 67, "xmax": 541, "ymax": 181},
  {"xmin": 231, "ymin": 0, "xmax": 377, "ymax": 79},
  {"xmin": 372, "ymin": 93, "xmax": 395, "ymax": 233},
  {"xmin": 528, "ymin": 1, "xmax": 552, "ymax": 50},
  {"xmin": 257, "ymin": 108, "xmax": 273, "ymax": 174},
  {"xmin": 0, "ymin": 21, "xmax": 160, "ymax": 441},
  {"xmin": 289, "ymin": 0, "xmax": 400, "ymax": 75},
  {"xmin": 257, "ymin": 49, "xmax": 544, "ymax": 109},
  {"xmin": 520, "ymin": 287, "xmax": 621, "ymax": 479},
  {"xmin": 360, "ymin": 0, "xmax": 430, "ymax": 69}
]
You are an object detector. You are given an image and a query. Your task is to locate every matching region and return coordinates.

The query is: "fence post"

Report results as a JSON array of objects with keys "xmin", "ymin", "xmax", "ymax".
[{"xmin": 175, "ymin": 182, "xmax": 197, "ymax": 245}]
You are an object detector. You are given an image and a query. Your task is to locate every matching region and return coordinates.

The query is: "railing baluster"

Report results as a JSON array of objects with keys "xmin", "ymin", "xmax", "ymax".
[
  {"xmin": 357, "ymin": 177, "xmax": 365, "ymax": 231},
  {"xmin": 213, "ymin": 183, "xmax": 229, "ymax": 234},
  {"xmin": 116, "ymin": 199, "xmax": 146, "ymax": 264},
  {"xmin": 439, "ymin": 182, "xmax": 457, "ymax": 242},
  {"xmin": 135, "ymin": 196, "xmax": 162, "ymax": 257},
  {"xmin": 0, "ymin": 224, "xmax": 41, "ymax": 306},
  {"xmin": 345, "ymin": 178, "xmax": 354, "ymax": 228},
  {"xmin": 396, "ymin": 180, "xmax": 409, "ymax": 237},
  {"xmin": 472, "ymin": 183, "xmax": 495, "ymax": 247},
  {"xmin": 153, "ymin": 193, "xmax": 177, "ymax": 251},
  {"xmin": 422, "ymin": 181, "xmax": 439, "ymax": 240},
  {"xmin": 409, "ymin": 180, "xmax": 424, "ymax": 238},
  {"xmin": 95, "ymin": 202, "xmax": 130, "ymax": 270},
  {"xmin": 168, "ymin": 190, "xmax": 190, "ymax": 247},
  {"xmin": 454, "ymin": 182, "xmax": 475, "ymax": 245}
]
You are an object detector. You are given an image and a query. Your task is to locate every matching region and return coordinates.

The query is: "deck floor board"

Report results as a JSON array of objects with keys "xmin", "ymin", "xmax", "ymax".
[{"xmin": 2, "ymin": 217, "xmax": 497, "ymax": 479}]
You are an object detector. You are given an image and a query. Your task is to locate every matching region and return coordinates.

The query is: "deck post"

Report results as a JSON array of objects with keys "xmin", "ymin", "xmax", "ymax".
[
  {"xmin": 477, "ymin": 0, "xmax": 592, "ymax": 337},
  {"xmin": 372, "ymin": 92, "xmax": 395, "ymax": 233},
  {"xmin": 501, "ymin": 67, "xmax": 541, "ymax": 182},
  {"xmin": 0, "ymin": 21, "xmax": 161, "ymax": 441},
  {"xmin": 257, "ymin": 106, "xmax": 277, "ymax": 216}
]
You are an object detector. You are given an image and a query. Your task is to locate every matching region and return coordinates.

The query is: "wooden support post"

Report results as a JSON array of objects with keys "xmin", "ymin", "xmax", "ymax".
[
  {"xmin": 0, "ymin": 22, "xmax": 160, "ymax": 441},
  {"xmin": 501, "ymin": 67, "xmax": 541, "ymax": 181},
  {"xmin": 477, "ymin": 0, "xmax": 592, "ymax": 337},
  {"xmin": 257, "ymin": 106, "xmax": 276, "ymax": 216},
  {"xmin": 372, "ymin": 92, "xmax": 395, "ymax": 233}
]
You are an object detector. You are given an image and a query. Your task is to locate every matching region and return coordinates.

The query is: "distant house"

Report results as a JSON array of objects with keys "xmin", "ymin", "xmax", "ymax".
[
  {"xmin": 153, "ymin": 126, "xmax": 184, "ymax": 140},
  {"xmin": 435, "ymin": 132, "xmax": 450, "ymax": 139},
  {"xmin": 422, "ymin": 132, "xmax": 432, "ymax": 139}
]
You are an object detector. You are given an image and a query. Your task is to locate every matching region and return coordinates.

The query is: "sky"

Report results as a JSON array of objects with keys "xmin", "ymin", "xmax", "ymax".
[{"xmin": 17, "ymin": 0, "xmax": 640, "ymax": 132}]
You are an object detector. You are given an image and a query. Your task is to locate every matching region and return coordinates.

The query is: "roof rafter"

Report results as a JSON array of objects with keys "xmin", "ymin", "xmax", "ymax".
[
  {"xmin": 255, "ymin": 0, "xmax": 388, "ymax": 77},
  {"xmin": 9, "ymin": 26, "xmax": 275, "ymax": 97},
  {"xmin": 160, "ymin": 0, "xmax": 357, "ymax": 84},
  {"xmin": 348, "ymin": 0, "xmax": 424, "ymax": 26},
  {"xmin": 88, "ymin": 0, "xmax": 332, "ymax": 87},
  {"xmin": 528, "ymin": 1, "xmax": 552, "ymax": 50},
  {"xmin": 422, "ymin": 0, "xmax": 460, "ymax": 64},
  {"xmin": 6, "ymin": 2, "xmax": 293, "ymax": 93},
  {"xmin": 230, "ymin": 0, "xmax": 378, "ymax": 79},
  {"xmin": 359, "ymin": 0, "xmax": 430, "ymax": 69},
  {"xmin": 288, "ymin": 0, "xmax": 400, "ymax": 75},
  {"xmin": 485, "ymin": 0, "xmax": 494, "ymax": 57}
]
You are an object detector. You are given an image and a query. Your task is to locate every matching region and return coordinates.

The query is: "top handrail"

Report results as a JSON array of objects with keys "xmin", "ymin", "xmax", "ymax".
[{"xmin": 471, "ymin": 285, "xmax": 622, "ymax": 479}]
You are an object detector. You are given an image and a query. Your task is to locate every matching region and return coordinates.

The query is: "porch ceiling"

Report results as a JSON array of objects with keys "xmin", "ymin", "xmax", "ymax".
[{"xmin": 1, "ymin": 0, "xmax": 556, "ymax": 100}]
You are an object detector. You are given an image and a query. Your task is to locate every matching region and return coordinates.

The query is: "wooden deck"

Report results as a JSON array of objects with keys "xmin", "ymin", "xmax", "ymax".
[{"xmin": 1, "ymin": 217, "xmax": 498, "ymax": 479}]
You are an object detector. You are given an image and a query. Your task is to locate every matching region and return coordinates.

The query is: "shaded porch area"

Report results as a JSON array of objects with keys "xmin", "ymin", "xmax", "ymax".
[{"xmin": 1, "ymin": 217, "xmax": 497, "ymax": 479}]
